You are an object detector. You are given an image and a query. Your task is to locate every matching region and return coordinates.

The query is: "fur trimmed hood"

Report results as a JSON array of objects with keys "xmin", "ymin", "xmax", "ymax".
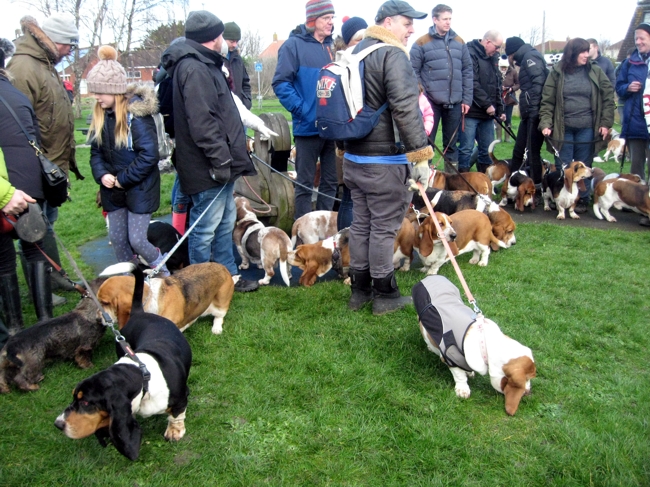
[
  {"xmin": 363, "ymin": 25, "xmax": 409, "ymax": 58},
  {"xmin": 17, "ymin": 16, "xmax": 59, "ymax": 64},
  {"xmin": 126, "ymin": 83, "xmax": 158, "ymax": 117}
]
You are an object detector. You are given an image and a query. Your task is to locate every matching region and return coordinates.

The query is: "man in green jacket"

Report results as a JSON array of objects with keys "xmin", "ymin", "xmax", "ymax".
[{"xmin": 8, "ymin": 13, "xmax": 82, "ymax": 299}]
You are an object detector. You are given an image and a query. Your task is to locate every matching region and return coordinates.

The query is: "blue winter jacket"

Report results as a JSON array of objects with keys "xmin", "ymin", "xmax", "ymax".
[
  {"xmin": 90, "ymin": 84, "xmax": 160, "ymax": 214},
  {"xmin": 616, "ymin": 50, "xmax": 650, "ymax": 140},
  {"xmin": 272, "ymin": 25, "xmax": 334, "ymax": 136},
  {"xmin": 410, "ymin": 27, "xmax": 473, "ymax": 107}
]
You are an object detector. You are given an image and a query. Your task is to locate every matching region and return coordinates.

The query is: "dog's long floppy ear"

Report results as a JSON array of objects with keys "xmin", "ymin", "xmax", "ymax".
[
  {"xmin": 564, "ymin": 165, "xmax": 574, "ymax": 193},
  {"xmin": 116, "ymin": 295, "xmax": 132, "ymax": 329},
  {"xmin": 500, "ymin": 356, "xmax": 537, "ymax": 416},
  {"xmin": 417, "ymin": 218, "xmax": 434, "ymax": 257},
  {"xmin": 108, "ymin": 391, "xmax": 142, "ymax": 460},
  {"xmin": 298, "ymin": 261, "xmax": 319, "ymax": 287}
]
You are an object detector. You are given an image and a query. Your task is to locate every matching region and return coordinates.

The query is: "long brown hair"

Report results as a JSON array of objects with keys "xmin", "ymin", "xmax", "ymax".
[
  {"xmin": 560, "ymin": 38, "xmax": 590, "ymax": 74},
  {"xmin": 87, "ymin": 94, "xmax": 129, "ymax": 148}
]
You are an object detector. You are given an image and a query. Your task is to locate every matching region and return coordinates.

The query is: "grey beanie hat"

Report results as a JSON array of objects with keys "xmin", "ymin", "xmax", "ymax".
[
  {"xmin": 86, "ymin": 45, "xmax": 127, "ymax": 94},
  {"xmin": 185, "ymin": 10, "xmax": 225, "ymax": 43},
  {"xmin": 42, "ymin": 12, "xmax": 79, "ymax": 45}
]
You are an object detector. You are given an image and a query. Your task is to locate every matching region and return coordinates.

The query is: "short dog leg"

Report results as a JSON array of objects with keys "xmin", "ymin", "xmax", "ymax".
[
  {"xmin": 74, "ymin": 347, "xmax": 94, "ymax": 369},
  {"xmin": 568, "ymin": 207, "xmax": 580, "ymax": 220},
  {"xmin": 164, "ymin": 410, "xmax": 186, "ymax": 441},
  {"xmin": 469, "ymin": 250, "xmax": 480, "ymax": 265},
  {"xmin": 556, "ymin": 207, "xmax": 566, "ymax": 220},
  {"xmin": 449, "ymin": 367, "xmax": 471, "ymax": 399}
]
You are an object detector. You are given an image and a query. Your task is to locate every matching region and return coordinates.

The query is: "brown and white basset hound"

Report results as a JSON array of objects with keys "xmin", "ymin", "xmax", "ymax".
[
  {"xmin": 413, "ymin": 275, "xmax": 536, "ymax": 416},
  {"xmin": 542, "ymin": 161, "xmax": 592, "ymax": 219},
  {"xmin": 233, "ymin": 196, "xmax": 292, "ymax": 286},
  {"xmin": 288, "ymin": 227, "xmax": 350, "ymax": 287},
  {"xmin": 593, "ymin": 178, "xmax": 650, "ymax": 223},
  {"xmin": 430, "ymin": 168, "xmax": 493, "ymax": 195},
  {"xmin": 414, "ymin": 212, "xmax": 457, "ymax": 276},
  {"xmin": 97, "ymin": 262, "xmax": 234, "ymax": 335},
  {"xmin": 290, "ymin": 210, "xmax": 338, "ymax": 248}
]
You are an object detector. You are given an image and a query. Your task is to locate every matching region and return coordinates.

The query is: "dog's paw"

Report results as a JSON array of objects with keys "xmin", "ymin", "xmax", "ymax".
[
  {"xmin": 556, "ymin": 213, "xmax": 566, "ymax": 220},
  {"xmin": 164, "ymin": 422, "xmax": 186, "ymax": 442},
  {"xmin": 455, "ymin": 384, "xmax": 471, "ymax": 399},
  {"xmin": 343, "ymin": 277, "xmax": 351, "ymax": 285},
  {"xmin": 469, "ymin": 257, "xmax": 479, "ymax": 265},
  {"xmin": 498, "ymin": 198, "xmax": 507, "ymax": 207},
  {"xmin": 238, "ymin": 263, "xmax": 250, "ymax": 270},
  {"xmin": 477, "ymin": 261, "xmax": 488, "ymax": 267},
  {"xmin": 211, "ymin": 319, "xmax": 224, "ymax": 335},
  {"xmin": 569, "ymin": 212, "xmax": 580, "ymax": 220}
]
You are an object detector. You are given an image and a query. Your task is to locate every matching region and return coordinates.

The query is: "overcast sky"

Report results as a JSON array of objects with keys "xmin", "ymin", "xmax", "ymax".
[{"xmin": 0, "ymin": 0, "xmax": 641, "ymax": 52}]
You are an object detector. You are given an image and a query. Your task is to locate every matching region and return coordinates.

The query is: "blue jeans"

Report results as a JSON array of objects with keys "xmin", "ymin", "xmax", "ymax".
[
  {"xmin": 556, "ymin": 126, "xmax": 594, "ymax": 166},
  {"xmin": 294, "ymin": 135, "xmax": 337, "ymax": 219},
  {"xmin": 458, "ymin": 117, "xmax": 495, "ymax": 170},
  {"xmin": 188, "ymin": 182, "xmax": 237, "ymax": 274},
  {"xmin": 430, "ymin": 102, "xmax": 462, "ymax": 164},
  {"xmin": 557, "ymin": 126, "xmax": 594, "ymax": 201}
]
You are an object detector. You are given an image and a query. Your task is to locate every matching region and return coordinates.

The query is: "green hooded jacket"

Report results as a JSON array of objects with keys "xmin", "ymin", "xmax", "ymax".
[
  {"xmin": 539, "ymin": 61, "xmax": 616, "ymax": 155},
  {"xmin": 7, "ymin": 16, "xmax": 80, "ymax": 179},
  {"xmin": 0, "ymin": 148, "xmax": 16, "ymax": 211}
]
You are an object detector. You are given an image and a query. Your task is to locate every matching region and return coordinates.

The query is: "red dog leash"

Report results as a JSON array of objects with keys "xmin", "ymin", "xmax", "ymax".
[{"xmin": 416, "ymin": 182, "xmax": 481, "ymax": 315}]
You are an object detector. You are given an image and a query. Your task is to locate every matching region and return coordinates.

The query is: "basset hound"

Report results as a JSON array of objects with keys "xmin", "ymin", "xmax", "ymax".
[
  {"xmin": 55, "ymin": 262, "xmax": 192, "ymax": 460},
  {"xmin": 411, "ymin": 188, "xmax": 500, "ymax": 216},
  {"xmin": 288, "ymin": 227, "xmax": 350, "ymax": 287},
  {"xmin": 233, "ymin": 196, "xmax": 292, "ymax": 286},
  {"xmin": 499, "ymin": 170, "xmax": 536, "ymax": 212},
  {"xmin": 542, "ymin": 161, "xmax": 592, "ymax": 219},
  {"xmin": 413, "ymin": 275, "xmax": 536, "ymax": 416},
  {"xmin": 97, "ymin": 262, "xmax": 234, "ymax": 334},
  {"xmin": 290, "ymin": 210, "xmax": 338, "ymax": 248},
  {"xmin": 593, "ymin": 178, "xmax": 650, "ymax": 223},
  {"xmin": 430, "ymin": 168, "xmax": 493, "ymax": 196}
]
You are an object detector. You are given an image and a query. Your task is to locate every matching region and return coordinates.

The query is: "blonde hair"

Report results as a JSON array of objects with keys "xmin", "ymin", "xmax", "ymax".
[{"xmin": 87, "ymin": 95, "xmax": 129, "ymax": 148}]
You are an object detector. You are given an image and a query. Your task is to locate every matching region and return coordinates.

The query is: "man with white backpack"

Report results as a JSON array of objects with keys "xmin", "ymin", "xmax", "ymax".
[{"xmin": 342, "ymin": 0, "xmax": 433, "ymax": 316}]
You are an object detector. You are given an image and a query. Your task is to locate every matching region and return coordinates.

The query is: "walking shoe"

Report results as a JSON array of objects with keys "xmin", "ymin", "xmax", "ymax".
[
  {"xmin": 574, "ymin": 202, "xmax": 588, "ymax": 214},
  {"xmin": 639, "ymin": 216, "xmax": 650, "ymax": 227},
  {"xmin": 233, "ymin": 275, "xmax": 259, "ymax": 292}
]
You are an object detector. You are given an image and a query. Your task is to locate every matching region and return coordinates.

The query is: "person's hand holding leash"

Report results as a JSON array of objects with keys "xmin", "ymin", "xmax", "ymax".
[
  {"xmin": 542, "ymin": 128, "xmax": 552, "ymax": 137},
  {"xmin": 409, "ymin": 160, "xmax": 431, "ymax": 192},
  {"xmin": 2, "ymin": 189, "xmax": 35, "ymax": 216}
]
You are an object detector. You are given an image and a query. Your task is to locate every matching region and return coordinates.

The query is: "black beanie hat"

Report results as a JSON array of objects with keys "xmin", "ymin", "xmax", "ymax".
[
  {"xmin": 185, "ymin": 10, "xmax": 225, "ymax": 44},
  {"xmin": 505, "ymin": 36, "xmax": 525, "ymax": 56},
  {"xmin": 636, "ymin": 23, "xmax": 650, "ymax": 37}
]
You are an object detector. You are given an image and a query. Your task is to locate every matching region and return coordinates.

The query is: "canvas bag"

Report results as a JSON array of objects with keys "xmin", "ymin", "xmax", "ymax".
[
  {"xmin": 316, "ymin": 43, "xmax": 392, "ymax": 141},
  {"xmin": 152, "ymin": 112, "xmax": 174, "ymax": 159}
]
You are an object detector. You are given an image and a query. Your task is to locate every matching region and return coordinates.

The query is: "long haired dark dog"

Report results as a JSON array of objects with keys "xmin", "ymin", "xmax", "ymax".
[{"xmin": 55, "ymin": 262, "xmax": 192, "ymax": 460}]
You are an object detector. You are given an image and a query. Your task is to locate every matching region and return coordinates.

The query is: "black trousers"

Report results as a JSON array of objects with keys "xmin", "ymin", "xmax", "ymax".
[{"xmin": 511, "ymin": 114, "xmax": 544, "ymax": 184}]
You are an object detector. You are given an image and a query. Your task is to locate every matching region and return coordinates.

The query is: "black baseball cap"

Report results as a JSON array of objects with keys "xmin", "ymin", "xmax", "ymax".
[{"xmin": 375, "ymin": 0, "xmax": 427, "ymax": 22}]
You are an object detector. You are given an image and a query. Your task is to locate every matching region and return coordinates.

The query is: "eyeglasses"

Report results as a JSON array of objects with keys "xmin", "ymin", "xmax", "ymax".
[{"xmin": 491, "ymin": 40, "xmax": 502, "ymax": 49}]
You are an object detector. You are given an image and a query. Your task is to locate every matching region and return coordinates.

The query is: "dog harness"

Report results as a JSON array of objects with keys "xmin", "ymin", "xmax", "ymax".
[{"xmin": 412, "ymin": 275, "xmax": 477, "ymax": 372}]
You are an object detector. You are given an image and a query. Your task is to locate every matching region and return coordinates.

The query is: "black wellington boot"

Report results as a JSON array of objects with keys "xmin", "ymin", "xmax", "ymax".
[
  {"xmin": 0, "ymin": 272, "xmax": 24, "ymax": 334},
  {"xmin": 30, "ymin": 261, "xmax": 54, "ymax": 321},
  {"xmin": 371, "ymin": 272, "xmax": 413, "ymax": 316},
  {"xmin": 348, "ymin": 268, "xmax": 373, "ymax": 311}
]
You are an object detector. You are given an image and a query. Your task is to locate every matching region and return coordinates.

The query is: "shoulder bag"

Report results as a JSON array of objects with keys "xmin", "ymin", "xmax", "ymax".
[{"xmin": 0, "ymin": 94, "xmax": 68, "ymax": 207}]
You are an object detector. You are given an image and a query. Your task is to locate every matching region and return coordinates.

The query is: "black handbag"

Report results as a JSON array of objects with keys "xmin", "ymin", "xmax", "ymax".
[{"xmin": 0, "ymin": 94, "xmax": 68, "ymax": 207}]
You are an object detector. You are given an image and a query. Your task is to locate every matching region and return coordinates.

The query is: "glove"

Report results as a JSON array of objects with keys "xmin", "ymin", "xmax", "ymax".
[
  {"xmin": 408, "ymin": 160, "xmax": 431, "ymax": 192},
  {"xmin": 257, "ymin": 125, "xmax": 279, "ymax": 141},
  {"xmin": 209, "ymin": 159, "xmax": 232, "ymax": 185}
]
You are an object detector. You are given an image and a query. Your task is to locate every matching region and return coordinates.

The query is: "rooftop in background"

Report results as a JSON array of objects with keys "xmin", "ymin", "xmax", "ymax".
[{"xmin": 259, "ymin": 33, "xmax": 285, "ymax": 59}]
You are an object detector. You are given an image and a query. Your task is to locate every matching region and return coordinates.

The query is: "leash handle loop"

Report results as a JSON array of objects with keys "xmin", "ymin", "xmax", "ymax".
[{"xmin": 416, "ymin": 182, "xmax": 481, "ymax": 313}]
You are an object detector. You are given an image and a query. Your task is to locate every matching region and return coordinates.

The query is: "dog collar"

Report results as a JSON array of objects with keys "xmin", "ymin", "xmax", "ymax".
[{"xmin": 118, "ymin": 341, "xmax": 151, "ymax": 393}]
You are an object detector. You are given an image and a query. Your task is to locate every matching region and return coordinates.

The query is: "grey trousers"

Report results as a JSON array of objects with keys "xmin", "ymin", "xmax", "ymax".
[
  {"xmin": 343, "ymin": 158, "xmax": 411, "ymax": 278},
  {"xmin": 626, "ymin": 138, "xmax": 650, "ymax": 180}
]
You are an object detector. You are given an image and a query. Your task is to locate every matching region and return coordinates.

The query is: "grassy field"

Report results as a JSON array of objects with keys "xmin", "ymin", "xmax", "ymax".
[{"xmin": 1, "ymin": 106, "xmax": 649, "ymax": 485}]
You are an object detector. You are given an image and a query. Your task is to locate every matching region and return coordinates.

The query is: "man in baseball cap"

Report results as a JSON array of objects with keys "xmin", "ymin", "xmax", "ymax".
[{"xmin": 375, "ymin": 0, "xmax": 427, "ymax": 23}]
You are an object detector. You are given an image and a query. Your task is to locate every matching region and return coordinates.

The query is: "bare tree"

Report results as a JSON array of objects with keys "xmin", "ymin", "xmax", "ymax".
[
  {"xmin": 239, "ymin": 29, "xmax": 264, "ymax": 60},
  {"xmin": 525, "ymin": 26, "xmax": 541, "ymax": 48}
]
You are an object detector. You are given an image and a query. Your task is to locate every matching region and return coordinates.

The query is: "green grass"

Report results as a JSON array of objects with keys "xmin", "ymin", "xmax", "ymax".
[{"xmin": 1, "ymin": 113, "xmax": 649, "ymax": 485}]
